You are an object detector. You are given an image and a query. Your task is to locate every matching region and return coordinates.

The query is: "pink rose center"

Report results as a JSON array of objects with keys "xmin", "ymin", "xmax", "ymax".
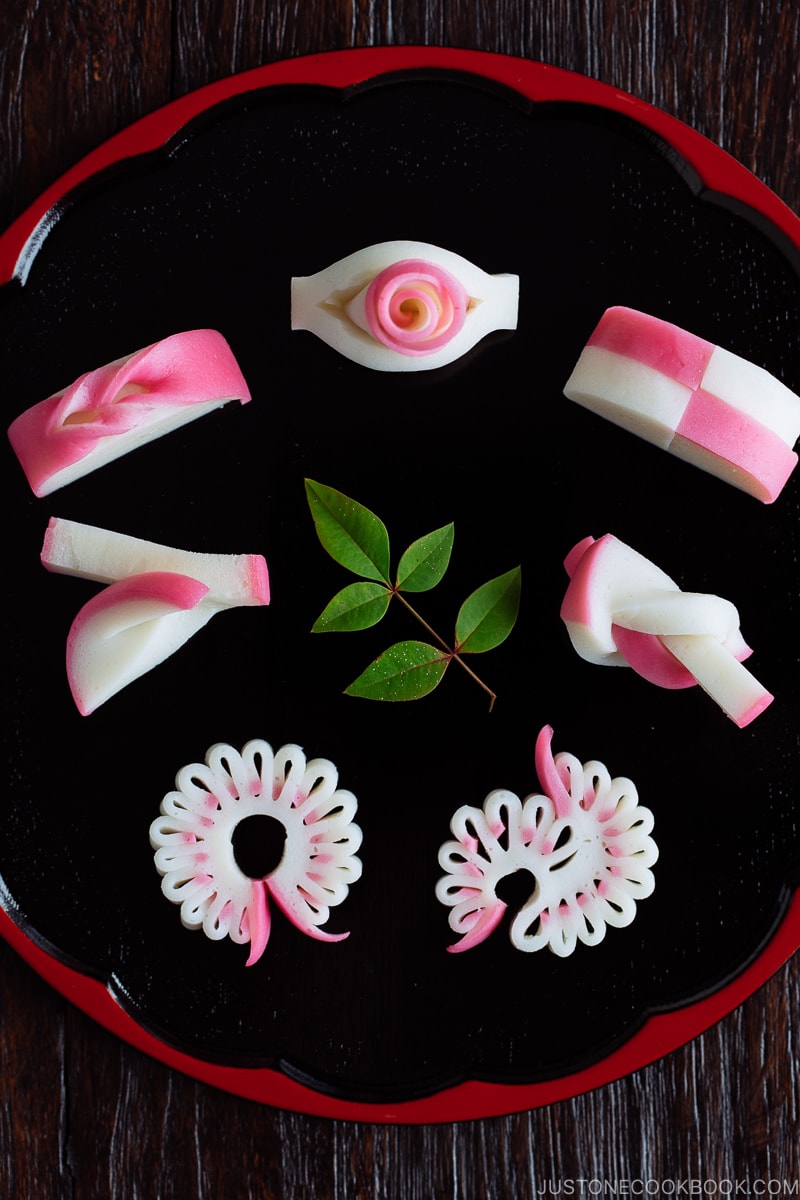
[{"xmin": 365, "ymin": 259, "xmax": 468, "ymax": 356}]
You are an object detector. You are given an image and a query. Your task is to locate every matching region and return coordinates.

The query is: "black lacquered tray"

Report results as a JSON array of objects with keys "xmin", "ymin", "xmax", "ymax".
[{"xmin": 1, "ymin": 48, "xmax": 798, "ymax": 1122}]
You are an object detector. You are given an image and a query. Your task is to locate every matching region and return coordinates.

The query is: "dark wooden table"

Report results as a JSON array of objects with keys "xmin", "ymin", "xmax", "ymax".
[{"xmin": 1, "ymin": 3, "xmax": 798, "ymax": 1196}]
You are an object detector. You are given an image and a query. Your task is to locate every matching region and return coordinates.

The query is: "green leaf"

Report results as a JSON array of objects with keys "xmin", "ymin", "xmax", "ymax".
[
  {"xmin": 344, "ymin": 641, "xmax": 449, "ymax": 701},
  {"xmin": 311, "ymin": 582, "xmax": 391, "ymax": 632},
  {"xmin": 395, "ymin": 523, "xmax": 455, "ymax": 593},
  {"xmin": 305, "ymin": 479, "xmax": 391, "ymax": 582},
  {"xmin": 455, "ymin": 566, "xmax": 521, "ymax": 654}
]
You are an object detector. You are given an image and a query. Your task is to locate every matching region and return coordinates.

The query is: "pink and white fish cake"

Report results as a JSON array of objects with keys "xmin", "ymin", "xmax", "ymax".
[
  {"xmin": 563, "ymin": 307, "xmax": 800, "ymax": 503},
  {"xmin": 8, "ymin": 329, "xmax": 251, "ymax": 496},
  {"xmin": 561, "ymin": 533, "xmax": 773, "ymax": 728},
  {"xmin": 42, "ymin": 520, "xmax": 269, "ymax": 715},
  {"xmin": 291, "ymin": 240, "xmax": 519, "ymax": 372},
  {"xmin": 150, "ymin": 739, "xmax": 363, "ymax": 965},
  {"xmin": 436, "ymin": 726, "xmax": 657, "ymax": 956}
]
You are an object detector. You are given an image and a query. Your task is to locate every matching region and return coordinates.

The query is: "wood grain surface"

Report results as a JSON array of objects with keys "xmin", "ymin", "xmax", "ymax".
[{"xmin": 1, "ymin": 2, "xmax": 798, "ymax": 1196}]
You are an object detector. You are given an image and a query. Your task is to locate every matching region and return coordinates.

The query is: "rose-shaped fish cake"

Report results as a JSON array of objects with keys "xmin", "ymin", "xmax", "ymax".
[
  {"xmin": 360, "ymin": 259, "xmax": 467, "ymax": 354},
  {"xmin": 291, "ymin": 240, "xmax": 519, "ymax": 371}
]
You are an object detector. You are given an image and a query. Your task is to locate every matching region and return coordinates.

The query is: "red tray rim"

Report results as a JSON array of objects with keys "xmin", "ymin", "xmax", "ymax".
[{"xmin": 2, "ymin": 45, "xmax": 798, "ymax": 1123}]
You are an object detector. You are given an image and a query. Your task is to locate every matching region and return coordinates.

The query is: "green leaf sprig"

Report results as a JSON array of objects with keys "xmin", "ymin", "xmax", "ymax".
[{"xmin": 305, "ymin": 479, "xmax": 521, "ymax": 707}]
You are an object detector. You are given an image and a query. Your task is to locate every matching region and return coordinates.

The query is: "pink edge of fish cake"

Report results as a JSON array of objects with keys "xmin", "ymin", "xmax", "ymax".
[
  {"xmin": 66, "ymin": 571, "xmax": 210, "ymax": 716},
  {"xmin": 586, "ymin": 307, "xmax": 714, "ymax": 389},
  {"xmin": 247, "ymin": 555, "xmax": 271, "ymax": 605},
  {"xmin": 245, "ymin": 880, "xmax": 272, "ymax": 966},
  {"xmin": 611, "ymin": 623, "xmax": 697, "ymax": 689},
  {"xmin": 7, "ymin": 329, "xmax": 251, "ymax": 497},
  {"xmin": 447, "ymin": 901, "xmax": 507, "ymax": 953},
  {"xmin": 39, "ymin": 518, "xmax": 57, "ymax": 563},
  {"xmin": 673, "ymin": 388, "xmax": 798, "ymax": 503},
  {"xmin": 265, "ymin": 877, "xmax": 350, "ymax": 943},
  {"xmin": 734, "ymin": 689, "xmax": 775, "ymax": 729},
  {"xmin": 560, "ymin": 535, "xmax": 602, "ymax": 625}
]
